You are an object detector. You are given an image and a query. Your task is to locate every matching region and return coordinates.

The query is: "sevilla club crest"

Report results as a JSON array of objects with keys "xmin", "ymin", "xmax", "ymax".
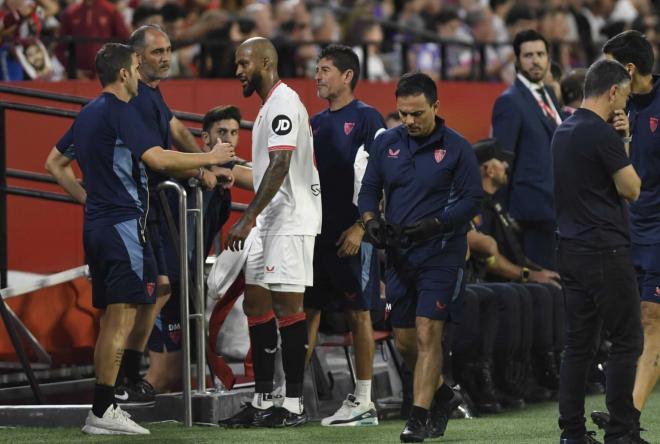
[
  {"xmin": 434, "ymin": 148, "xmax": 447, "ymax": 163},
  {"xmin": 344, "ymin": 122, "xmax": 355, "ymax": 135},
  {"xmin": 651, "ymin": 117, "xmax": 659, "ymax": 133},
  {"xmin": 146, "ymin": 282, "xmax": 156, "ymax": 297}
]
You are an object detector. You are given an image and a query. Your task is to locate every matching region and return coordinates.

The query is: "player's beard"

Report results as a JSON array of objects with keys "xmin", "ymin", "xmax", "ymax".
[
  {"xmin": 519, "ymin": 64, "xmax": 546, "ymax": 83},
  {"xmin": 243, "ymin": 71, "xmax": 263, "ymax": 98}
]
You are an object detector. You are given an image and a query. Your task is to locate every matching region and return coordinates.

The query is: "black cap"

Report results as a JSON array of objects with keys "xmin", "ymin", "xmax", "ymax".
[{"xmin": 473, "ymin": 138, "xmax": 514, "ymax": 165}]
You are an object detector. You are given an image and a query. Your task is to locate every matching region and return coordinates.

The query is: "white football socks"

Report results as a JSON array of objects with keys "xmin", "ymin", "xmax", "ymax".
[
  {"xmin": 282, "ymin": 396, "xmax": 304, "ymax": 414},
  {"xmin": 252, "ymin": 392, "xmax": 274, "ymax": 410},
  {"xmin": 354, "ymin": 379, "xmax": 372, "ymax": 405}
]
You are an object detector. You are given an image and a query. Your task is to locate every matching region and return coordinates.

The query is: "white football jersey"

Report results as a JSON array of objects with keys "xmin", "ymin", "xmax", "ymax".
[{"xmin": 251, "ymin": 81, "xmax": 322, "ymax": 236}]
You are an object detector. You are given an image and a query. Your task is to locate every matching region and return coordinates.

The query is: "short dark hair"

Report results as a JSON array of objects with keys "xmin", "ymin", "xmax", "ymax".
[
  {"xmin": 513, "ymin": 29, "xmax": 548, "ymax": 59},
  {"xmin": 95, "ymin": 43, "xmax": 134, "ymax": 87},
  {"xmin": 395, "ymin": 72, "xmax": 438, "ymax": 104},
  {"xmin": 549, "ymin": 61, "xmax": 562, "ymax": 82},
  {"xmin": 202, "ymin": 105, "xmax": 242, "ymax": 133},
  {"xmin": 160, "ymin": 3, "xmax": 186, "ymax": 23},
  {"xmin": 318, "ymin": 44, "xmax": 360, "ymax": 90},
  {"xmin": 603, "ymin": 30, "xmax": 654, "ymax": 75},
  {"xmin": 583, "ymin": 59, "xmax": 630, "ymax": 99},
  {"xmin": 128, "ymin": 24, "xmax": 167, "ymax": 51},
  {"xmin": 131, "ymin": 5, "xmax": 161, "ymax": 28},
  {"xmin": 436, "ymin": 8, "xmax": 460, "ymax": 26},
  {"xmin": 490, "ymin": 0, "xmax": 510, "ymax": 11},
  {"xmin": 505, "ymin": 5, "xmax": 535, "ymax": 27},
  {"xmin": 560, "ymin": 68, "xmax": 587, "ymax": 105}
]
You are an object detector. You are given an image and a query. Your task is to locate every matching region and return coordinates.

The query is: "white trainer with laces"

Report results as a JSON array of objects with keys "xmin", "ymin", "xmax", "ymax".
[
  {"xmin": 81, "ymin": 405, "xmax": 150, "ymax": 435},
  {"xmin": 321, "ymin": 394, "xmax": 379, "ymax": 427}
]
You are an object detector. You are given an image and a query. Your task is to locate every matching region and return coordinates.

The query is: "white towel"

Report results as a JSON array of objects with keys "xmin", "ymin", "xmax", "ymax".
[
  {"xmin": 353, "ymin": 128, "xmax": 386, "ymax": 206},
  {"xmin": 206, "ymin": 227, "xmax": 257, "ymax": 307}
]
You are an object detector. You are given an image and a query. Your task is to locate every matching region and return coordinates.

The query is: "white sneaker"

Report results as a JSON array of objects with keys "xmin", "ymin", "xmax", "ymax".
[
  {"xmin": 321, "ymin": 394, "xmax": 378, "ymax": 427},
  {"xmin": 81, "ymin": 405, "xmax": 150, "ymax": 435}
]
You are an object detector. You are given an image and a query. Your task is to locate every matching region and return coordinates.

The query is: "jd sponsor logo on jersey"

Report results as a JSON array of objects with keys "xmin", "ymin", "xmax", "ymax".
[
  {"xmin": 272, "ymin": 115, "xmax": 292, "ymax": 135},
  {"xmin": 388, "ymin": 148, "xmax": 400, "ymax": 158}
]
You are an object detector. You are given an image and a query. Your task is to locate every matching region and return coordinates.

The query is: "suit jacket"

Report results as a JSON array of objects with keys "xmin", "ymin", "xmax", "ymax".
[{"xmin": 491, "ymin": 78, "xmax": 560, "ymax": 222}]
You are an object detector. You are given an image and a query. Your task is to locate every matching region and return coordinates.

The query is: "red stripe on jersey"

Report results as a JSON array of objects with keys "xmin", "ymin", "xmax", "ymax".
[
  {"xmin": 263, "ymin": 80, "xmax": 283, "ymax": 104},
  {"xmin": 268, "ymin": 145, "xmax": 296, "ymax": 152}
]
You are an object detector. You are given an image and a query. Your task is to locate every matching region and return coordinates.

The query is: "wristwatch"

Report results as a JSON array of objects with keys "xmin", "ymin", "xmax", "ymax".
[{"xmin": 520, "ymin": 267, "xmax": 530, "ymax": 283}]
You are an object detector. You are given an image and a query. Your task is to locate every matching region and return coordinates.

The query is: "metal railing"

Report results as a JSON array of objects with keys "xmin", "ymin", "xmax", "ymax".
[
  {"xmin": 0, "ymin": 85, "xmax": 251, "ymax": 410},
  {"xmin": 32, "ymin": 32, "xmax": 604, "ymax": 82},
  {"xmin": 0, "ymin": 84, "xmax": 254, "ymax": 133}
]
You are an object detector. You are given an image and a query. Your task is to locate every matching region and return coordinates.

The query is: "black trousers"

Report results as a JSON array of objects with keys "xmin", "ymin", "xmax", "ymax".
[
  {"xmin": 557, "ymin": 245, "xmax": 643, "ymax": 441},
  {"xmin": 453, "ymin": 285, "xmax": 499, "ymax": 362},
  {"xmin": 518, "ymin": 219, "xmax": 558, "ymax": 271},
  {"xmin": 471, "ymin": 282, "xmax": 531, "ymax": 386},
  {"xmin": 523, "ymin": 283, "xmax": 557, "ymax": 355}
]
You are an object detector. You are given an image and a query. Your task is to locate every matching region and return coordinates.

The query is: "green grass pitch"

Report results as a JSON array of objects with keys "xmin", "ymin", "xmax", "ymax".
[{"xmin": 2, "ymin": 392, "xmax": 659, "ymax": 443}]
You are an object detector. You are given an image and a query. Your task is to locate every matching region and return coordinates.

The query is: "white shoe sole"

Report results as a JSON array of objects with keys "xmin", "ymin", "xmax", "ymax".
[
  {"xmin": 82, "ymin": 425, "xmax": 147, "ymax": 435},
  {"xmin": 115, "ymin": 399, "xmax": 156, "ymax": 406},
  {"xmin": 321, "ymin": 416, "xmax": 379, "ymax": 427}
]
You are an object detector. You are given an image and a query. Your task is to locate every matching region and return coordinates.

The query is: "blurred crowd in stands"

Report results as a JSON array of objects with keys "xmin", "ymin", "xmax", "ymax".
[{"xmin": 1, "ymin": 0, "xmax": 659, "ymax": 82}]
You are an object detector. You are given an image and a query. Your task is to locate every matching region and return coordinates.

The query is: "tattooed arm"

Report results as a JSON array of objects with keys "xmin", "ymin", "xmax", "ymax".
[{"xmin": 225, "ymin": 150, "xmax": 292, "ymax": 250}]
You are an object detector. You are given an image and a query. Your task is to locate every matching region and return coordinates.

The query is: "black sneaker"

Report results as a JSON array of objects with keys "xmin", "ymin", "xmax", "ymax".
[
  {"xmin": 560, "ymin": 431, "xmax": 602, "ymax": 444},
  {"xmin": 427, "ymin": 389, "xmax": 463, "ymax": 438},
  {"xmin": 617, "ymin": 429, "xmax": 650, "ymax": 444},
  {"xmin": 218, "ymin": 403, "xmax": 263, "ymax": 428},
  {"xmin": 252, "ymin": 406, "xmax": 308, "ymax": 428},
  {"xmin": 591, "ymin": 411, "xmax": 649, "ymax": 444},
  {"xmin": 591, "ymin": 411, "xmax": 610, "ymax": 430},
  {"xmin": 115, "ymin": 379, "xmax": 155, "ymax": 406},
  {"xmin": 630, "ymin": 432, "xmax": 650, "ymax": 444},
  {"xmin": 400, "ymin": 416, "xmax": 428, "ymax": 443}
]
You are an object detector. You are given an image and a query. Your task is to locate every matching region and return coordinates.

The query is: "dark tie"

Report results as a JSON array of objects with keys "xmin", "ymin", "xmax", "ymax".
[{"xmin": 536, "ymin": 87, "xmax": 558, "ymax": 125}]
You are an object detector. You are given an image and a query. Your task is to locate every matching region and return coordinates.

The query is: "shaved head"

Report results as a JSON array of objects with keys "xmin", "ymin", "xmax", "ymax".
[
  {"xmin": 238, "ymin": 37, "xmax": 278, "ymax": 70},
  {"xmin": 235, "ymin": 37, "xmax": 280, "ymax": 99}
]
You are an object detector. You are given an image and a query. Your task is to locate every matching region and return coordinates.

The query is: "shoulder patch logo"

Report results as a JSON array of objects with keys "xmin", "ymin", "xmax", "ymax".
[
  {"xmin": 344, "ymin": 122, "xmax": 355, "ymax": 135},
  {"xmin": 272, "ymin": 115, "xmax": 292, "ymax": 135},
  {"xmin": 434, "ymin": 148, "xmax": 447, "ymax": 163},
  {"xmin": 651, "ymin": 117, "xmax": 658, "ymax": 133}
]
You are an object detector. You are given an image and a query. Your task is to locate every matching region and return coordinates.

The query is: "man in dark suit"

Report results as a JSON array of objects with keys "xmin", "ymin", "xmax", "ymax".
[{"xmin": 491, "ymin": 29, "xmax": 562, "ymax": 270}]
